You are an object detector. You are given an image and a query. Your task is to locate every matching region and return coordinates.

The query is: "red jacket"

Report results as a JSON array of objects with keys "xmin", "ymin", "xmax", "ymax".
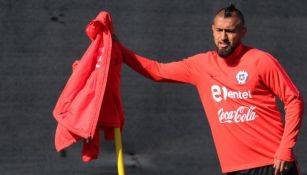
[{"xmin": 53, "ymin": 11, "xmax": 124, "ymax": 162}]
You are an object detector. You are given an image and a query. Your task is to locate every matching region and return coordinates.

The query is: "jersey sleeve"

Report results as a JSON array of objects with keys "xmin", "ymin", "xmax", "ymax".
[
  {"xmin": 259, "ymin": 54, "xmax": 304, "ymax": 161},
  {"xmin": 116, "ymin": 41, "xmax": 199, "ymax": 85}
]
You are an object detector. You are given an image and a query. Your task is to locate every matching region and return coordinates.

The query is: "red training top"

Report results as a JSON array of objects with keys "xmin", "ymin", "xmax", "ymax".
[{"xmin": 117, "ymin": 42, "xmax": 304, "ymax": 173}]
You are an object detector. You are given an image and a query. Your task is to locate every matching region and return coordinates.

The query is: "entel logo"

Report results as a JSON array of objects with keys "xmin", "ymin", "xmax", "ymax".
[{"xmin": 211, "ymin": 85, "xmax": 252, "ymax": 102}]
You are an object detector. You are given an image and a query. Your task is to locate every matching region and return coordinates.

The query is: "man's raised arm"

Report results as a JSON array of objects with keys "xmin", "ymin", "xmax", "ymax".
[{"xmin": 114, "ymin": 39, "xmax": 200, "ymax": 85}]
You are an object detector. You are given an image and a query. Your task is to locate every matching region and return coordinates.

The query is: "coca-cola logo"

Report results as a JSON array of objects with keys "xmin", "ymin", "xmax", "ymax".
[{"xmin": 218, "ymin": 106, "xmax": 257, "ymax": 123}]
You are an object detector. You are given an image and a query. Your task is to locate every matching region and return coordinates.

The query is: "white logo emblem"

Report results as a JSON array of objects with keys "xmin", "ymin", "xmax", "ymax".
[
  {"xmin": 211, "ymin": 85, "xmax": 252, "ymax": 102},
  {"xmin": 236, "ymin": 71, "xmax": 248, "ymax": 84},
  {"xmin": 218, "ymin": 106, "xmax": 258, "ymax": 123}
]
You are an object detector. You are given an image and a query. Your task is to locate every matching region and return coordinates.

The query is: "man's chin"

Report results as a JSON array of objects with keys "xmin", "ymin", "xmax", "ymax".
[{"xmin": 217, "ymin": 47, "xmax": 234, "ymax": 58}]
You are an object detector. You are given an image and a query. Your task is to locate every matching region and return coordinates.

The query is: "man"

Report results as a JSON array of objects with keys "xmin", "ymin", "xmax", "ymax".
[{"xmin": 114, "ymin": 4, "xmax": 304, "ymax": 175}]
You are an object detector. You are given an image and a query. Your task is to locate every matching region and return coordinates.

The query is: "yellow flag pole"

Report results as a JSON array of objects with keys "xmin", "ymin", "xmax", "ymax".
[{"xmin": 114, "ymin": 127, "xmax": 125, "ymax": 175}]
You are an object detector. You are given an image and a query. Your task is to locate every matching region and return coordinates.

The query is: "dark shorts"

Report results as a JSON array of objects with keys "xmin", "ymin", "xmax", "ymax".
[{"xmin": 226, "ymin": 162, "xmax": 299, "ymax": 175}]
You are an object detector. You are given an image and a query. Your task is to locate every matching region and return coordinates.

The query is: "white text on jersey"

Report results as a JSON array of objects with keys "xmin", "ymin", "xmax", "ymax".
[{"xmin": 211, "ymin": 85, "xmax": 252, "ymax": 102}]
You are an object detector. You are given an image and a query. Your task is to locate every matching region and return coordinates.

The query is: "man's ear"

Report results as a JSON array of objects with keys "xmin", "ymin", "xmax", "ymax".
[{"xmin": 212, "ymin": 24, "xmax": 215, "ymax": 32}]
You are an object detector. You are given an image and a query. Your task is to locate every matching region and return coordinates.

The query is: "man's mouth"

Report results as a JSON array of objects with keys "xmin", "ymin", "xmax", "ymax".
[{"xmin": 218, "ymin": 42, "xmax": 230, "ymax": 49}]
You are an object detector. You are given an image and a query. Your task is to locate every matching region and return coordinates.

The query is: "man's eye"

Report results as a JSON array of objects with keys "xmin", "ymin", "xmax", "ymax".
[{"xmin": 226, "ymin": 29, "xmax": 236, "ymax": 33}]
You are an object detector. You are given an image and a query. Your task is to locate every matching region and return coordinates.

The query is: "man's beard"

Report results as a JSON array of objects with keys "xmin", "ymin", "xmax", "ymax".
[{"xmin": 216, "ymin": 45, "xmax": 236, "ymax": 58}]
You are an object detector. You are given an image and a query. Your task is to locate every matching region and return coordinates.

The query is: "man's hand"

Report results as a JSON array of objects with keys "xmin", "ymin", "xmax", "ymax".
[
  {"xmin": 273, "ymin": 159, "xmax": 290, "ymax": 175},
  {"xmin": 86, "ymin": 21, "xmax": 104, "ymax": 41}
]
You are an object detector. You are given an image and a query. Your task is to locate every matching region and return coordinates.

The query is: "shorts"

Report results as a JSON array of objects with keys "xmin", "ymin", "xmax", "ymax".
[{"xmin": 226, "ymin": 162, "xmax": 299, "ymax": 175}]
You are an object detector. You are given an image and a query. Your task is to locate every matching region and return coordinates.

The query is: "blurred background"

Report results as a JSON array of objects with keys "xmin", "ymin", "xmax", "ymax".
[{"xmin": 0, "ymin": 0, "xmax": 306, "ymax": 174}]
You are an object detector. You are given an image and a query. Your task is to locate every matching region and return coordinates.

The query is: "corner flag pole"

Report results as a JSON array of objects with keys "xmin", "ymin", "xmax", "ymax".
[{"xmin": 114, "ymin": 127, "xmax": 125, "ymax": 175}]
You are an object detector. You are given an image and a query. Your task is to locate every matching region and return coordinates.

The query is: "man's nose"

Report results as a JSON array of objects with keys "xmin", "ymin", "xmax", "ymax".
[{"xmin": 221, "ymin": 31, "xmax": 228, "ymax": 40}]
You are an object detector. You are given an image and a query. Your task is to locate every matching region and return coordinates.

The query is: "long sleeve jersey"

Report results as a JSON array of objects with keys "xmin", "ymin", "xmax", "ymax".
[{"xmin": 117, "ymin": 42, "xmax": 304, "ymax": 173}]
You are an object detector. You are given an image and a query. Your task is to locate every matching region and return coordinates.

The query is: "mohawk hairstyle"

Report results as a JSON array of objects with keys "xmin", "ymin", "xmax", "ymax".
[
  {"xmin": 216, "ymin": 3, "xmax": 245, "ymax": 26},
  {"xmin": 224, "ymin": 4, "xmax": 236, "ymax": 17}
]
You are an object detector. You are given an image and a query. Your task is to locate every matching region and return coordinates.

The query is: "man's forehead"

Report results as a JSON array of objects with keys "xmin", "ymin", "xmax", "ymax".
[{"xmin": 213, "ymin": 15, "xmax": 240, "ymax": 28}]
